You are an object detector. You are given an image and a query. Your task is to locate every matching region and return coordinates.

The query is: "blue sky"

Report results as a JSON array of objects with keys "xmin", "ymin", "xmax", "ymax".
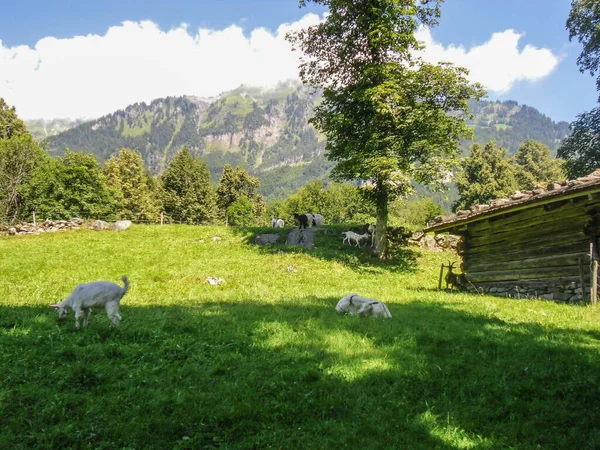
[{"xmin": 0, "ymin": 0, "xmax": 596, "ymax": 122}]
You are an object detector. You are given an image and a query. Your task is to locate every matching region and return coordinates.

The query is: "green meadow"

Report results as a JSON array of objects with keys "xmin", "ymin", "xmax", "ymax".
[{"xmin": 0, "ymin": 225, "xmax": 599, "ymax": 449}]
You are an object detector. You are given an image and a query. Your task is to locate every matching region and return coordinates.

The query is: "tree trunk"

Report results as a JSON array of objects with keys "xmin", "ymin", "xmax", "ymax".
[{"xmin": 374, "ymin": 191, "xmax": 389, "ymax": 258}]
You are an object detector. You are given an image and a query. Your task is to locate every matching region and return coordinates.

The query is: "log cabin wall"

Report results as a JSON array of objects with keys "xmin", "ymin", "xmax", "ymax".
[{"xmin": 458, "ymin": 195, "xmax": 599, "ymax": 302}]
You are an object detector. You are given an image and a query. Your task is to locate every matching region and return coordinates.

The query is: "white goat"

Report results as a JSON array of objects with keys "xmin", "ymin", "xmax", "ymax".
[
  {"xmin": 275, "ymin": 219, "xmax": 285, "ymax": 228},
  {"xmin": 50, "ymin": 276, "xmax": 129, "ymax": 329},
  {"xmin": 335, "ymin": 293, "xmax": 392, "ymax": 318},
  {"xmin": 342, "ymin": 231, "xmax": 370, "ymax": 247}
]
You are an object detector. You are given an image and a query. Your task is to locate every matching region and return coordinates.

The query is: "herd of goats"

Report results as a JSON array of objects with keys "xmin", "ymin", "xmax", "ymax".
[{"xmin": 46, "ymin": 212, "xmax": 468, "ymax": 329}]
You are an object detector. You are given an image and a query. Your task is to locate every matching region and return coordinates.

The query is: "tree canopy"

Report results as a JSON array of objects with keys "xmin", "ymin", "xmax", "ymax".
[
  {"xmin": 559, "ymin": 0, "xmax": 600, "ymax": 177},
  {"xmin": 103, "ymin": 148, "xmax": 160, "ymax": 221},
  {"xmin": 513, "ymin": 139, "xmax": 565, "ymax": 189},
  {"xmin": 161, "ymin": 148, "xmax": 216, "ymax": 224},
  {"xmin": 0, "ymin": 98, "xmax": 28, "ymax": 141},
  {"xmin": 287, "ymin": 0, "xmax": 485, "ymax": 256},
  {"xmin": 567, "ymin": 0, "xmax": 600, "ymax": 95},
  {"xmin": 454, "ymin": 142, "xmax": 518, "ymax": 211}
]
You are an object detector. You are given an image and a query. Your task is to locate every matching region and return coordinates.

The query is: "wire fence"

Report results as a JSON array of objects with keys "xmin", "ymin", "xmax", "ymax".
[{"xmin": 2, "ymin": 210, "xmax": 233, "ymax": 227}]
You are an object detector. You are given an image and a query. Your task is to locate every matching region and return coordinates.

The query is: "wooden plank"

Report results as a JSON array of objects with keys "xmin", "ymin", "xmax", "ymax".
[
  {"xmin": 466, "ymin": 265, "xmax": 581, "ymax": 283},
  {"xmin": 466, "ymin": 231, "xmax": 589, "ymax": 256},
  {"xmin": 468, "ymin": 202, "xmax": 587, "ymax": 237},
  {"xmin": 464, "ymin": 240, "xmax": 590, "ymax": 264},
  {"xmin": 464, "ymin": 252, "xmax": 586, "ymax": 273},
  {"xmin": 468, "ymin": 215, "xmax": 590, "ymax": 248}
]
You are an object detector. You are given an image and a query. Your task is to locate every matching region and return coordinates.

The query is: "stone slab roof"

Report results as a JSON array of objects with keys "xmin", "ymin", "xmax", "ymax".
[{"xmin": 424, "ymin": 169, "xmax": 600, "ymax": 233}]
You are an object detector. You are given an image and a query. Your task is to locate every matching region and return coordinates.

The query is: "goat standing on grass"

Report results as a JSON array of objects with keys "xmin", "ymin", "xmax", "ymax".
[
  {"xmin": 445, "ymin": 262, "xmax": 465, "ymax": 290},
  {"xmin": 294, "ymin": 214, "xmax": 312, "ymax": 230},
  {"xmin": 50, "ymin": 276, "xmax": 129, "ymax": 329},
  {"xmin": 342, "ymin": 231, "xmax": 370, "ymax": 247}
]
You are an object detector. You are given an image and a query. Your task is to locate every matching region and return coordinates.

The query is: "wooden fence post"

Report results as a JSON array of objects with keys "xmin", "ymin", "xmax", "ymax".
[
  {"xmin": 438, "ymin": 264, "xmax": 445, "ymax": 290},
  {"xmin": 160, "ymin": 212, "xmax": 164, "ymax": 226},
  {"xmin": 579, "ymin": 256, "xmax": 586, "ymax": 302},
  {"xmin": 32, "ymin": 211, "xmax": 36, "ymax": 229}
]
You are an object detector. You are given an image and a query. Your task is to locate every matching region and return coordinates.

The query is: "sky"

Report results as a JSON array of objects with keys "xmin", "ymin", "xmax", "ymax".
[{"xmin": 0, "ymin": 0, "xmax": 597, "ymax": 123}]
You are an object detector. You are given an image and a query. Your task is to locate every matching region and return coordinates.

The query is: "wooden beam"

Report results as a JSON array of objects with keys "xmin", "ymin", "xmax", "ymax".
[
  {"xmin": 466, "ymin": 265, "xmax": 581, "ymax": 283},
  {"xmin": 464, "ymin": 252, "xmax": 586, "ymax": 273}
]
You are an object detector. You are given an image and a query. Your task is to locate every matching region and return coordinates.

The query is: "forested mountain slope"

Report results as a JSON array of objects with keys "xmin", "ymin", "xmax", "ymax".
[{"xmin": 43, "ymin": 83, "xmax": 570, "ymax": 200}]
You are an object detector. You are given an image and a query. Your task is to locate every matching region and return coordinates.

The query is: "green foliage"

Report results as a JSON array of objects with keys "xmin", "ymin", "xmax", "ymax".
[
  {"xmin": 0, "ymin": 134, "xmax": 48, "ymax": 223},
  {"xmin": 389, "ymin": 196, "xmax": 445, "ymax": 229},
  {"xmin": 512, "ymin": 140, "xmax": 565, "ymax": 189},
  {"xmin": 43, "ymin": 87, "xmax": 568, "ymax": 202},
  {"xmin": 1, "ymin": 226, "xmax": 599, "ymax": 449},
  {"xmin": 279, "ymin": 179, "xmax": 375, "ymax": 225},
  {"xmin": 558, "ymin": 1, "xmax": 600, "ymax": 178},
  {"xmin": 558, "ymin": 107, "xmax": 600, "ymax": 178},
  {"xmin": 103, "ymin": 148, "xmax": 160, "ymax": 221},
  {"xmin": 288, "ymin": 0, "xmax": 485, "ymax": 255},
  {"xmin": 454, "ymin": 142, "xmax": 518, "ymax": 211},
  {"xmin": 0, "ymin": 98, "xmax": 28, "ymax": 141},
  {"xmin": 161, "ymin": 148, "xmax": 217, "ymax": 224},
  {"xmin": 216, "ymin": 165, "xmax": 266, "ymax": 222},
  {"xmin": 567, "ymin": 0, "xmax": 600, "ymax": 95},
  {"xmin": 24, "ymin": 150, "xmax": 117, "ymax": 220},
  {"xmin": 226, "ymin": 194, "xmax": 254, "ymax": 226}
]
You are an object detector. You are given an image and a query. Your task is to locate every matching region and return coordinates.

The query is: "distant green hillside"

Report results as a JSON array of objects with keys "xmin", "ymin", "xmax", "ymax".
[
  {"xmin": 44, "ymin": 84, "xmax": 570, "ymax": 200},
  {"xmin": 464, "ymin": 99, "xmax": 570, "ymax": 155}
]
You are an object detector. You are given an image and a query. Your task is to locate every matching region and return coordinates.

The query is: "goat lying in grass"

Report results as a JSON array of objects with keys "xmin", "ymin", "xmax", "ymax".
[
  {"xmin": 50, "ymin": 276, "xmax": 129, "ymax": 329},
  {"xmin": 335, "ymin": 293, "xmax": 392, "ymax": 318},
  {"xmin": 342, "ymin": 231, "xmax": 370, "ymax": 247}
]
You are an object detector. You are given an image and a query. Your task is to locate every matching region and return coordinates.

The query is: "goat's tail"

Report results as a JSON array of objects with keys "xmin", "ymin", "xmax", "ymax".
[{"xmin": 121, "ymin": 275, "xmax": 130, "ymax": 294}]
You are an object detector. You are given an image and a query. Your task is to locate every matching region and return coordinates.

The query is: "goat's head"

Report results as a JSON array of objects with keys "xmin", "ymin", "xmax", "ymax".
[{"xmin": 49, "ymin": 303, "xmax": 69, "ymax": 319}]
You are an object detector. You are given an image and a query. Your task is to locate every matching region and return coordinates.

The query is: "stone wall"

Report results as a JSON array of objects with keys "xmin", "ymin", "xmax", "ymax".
[{"xmin": 465, "ymin": 281, "xmax": 588, "ymax": 303}]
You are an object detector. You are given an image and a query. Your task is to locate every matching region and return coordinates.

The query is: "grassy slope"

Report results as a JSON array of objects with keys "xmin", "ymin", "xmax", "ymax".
[{"xmin": 0, "ymin": 226, "xmax": 599, "ymax": 449}]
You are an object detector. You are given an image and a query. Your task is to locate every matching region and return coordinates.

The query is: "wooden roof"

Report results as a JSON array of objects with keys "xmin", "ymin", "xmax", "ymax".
[{"xmin": 424, "ymin": 169, "xmax": 600, "ymax": 234}]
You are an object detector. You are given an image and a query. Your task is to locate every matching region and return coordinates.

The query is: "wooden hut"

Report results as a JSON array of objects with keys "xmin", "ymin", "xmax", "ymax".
[{"xmin": 424, "ymin": 170, "xmax": 600, "ymax": 303}]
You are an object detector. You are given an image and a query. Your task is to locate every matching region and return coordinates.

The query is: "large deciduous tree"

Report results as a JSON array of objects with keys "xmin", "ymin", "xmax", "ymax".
[
  {"xmin": 0, "ymin": 134, "xmax": 48, "ymax": 222},
  {"xmin": 287, "ymin": 0, "xmax": 485, "ymax": 257},
  {"xmin": 23, "ymin": 150, "xmax": 117, "ymax": 219},
  {"xmin": 161, "ymin": 148, "xmax": 216, "ymax": 224},
  {"xmin": 558, "ymin": 1, "xmax": 600, "ymax": 177}
]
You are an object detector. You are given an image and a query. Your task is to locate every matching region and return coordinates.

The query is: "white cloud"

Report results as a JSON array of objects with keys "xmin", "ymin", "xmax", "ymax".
[
  {"xmin": 0, "ymin": 17, "xmax": 559, "ymax": 120},
  {"xmin": 415, "ymin": 27, "xmax": 559, "ymax": 93},
  {"xmin": 0, "ymin": 15, "xmax": 321, "ymax": 119}
]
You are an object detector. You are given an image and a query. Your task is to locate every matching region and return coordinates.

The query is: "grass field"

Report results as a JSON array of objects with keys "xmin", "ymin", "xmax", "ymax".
[{"xmin": 1, "ymin": 225, "xmax": 599, "ymax": 449}]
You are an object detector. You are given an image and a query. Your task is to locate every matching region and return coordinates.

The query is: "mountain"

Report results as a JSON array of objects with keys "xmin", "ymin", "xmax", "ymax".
[
  {"xmin": 464, "ymin": 99, "xmax": 571, "ymax": 155},
  {"xmin": 25, "ymin": 118, "xmax": 86, "ymax": 140},
  {"xmin": 44, "ymin": 83, "xmax": 570, "ymax": 200}
]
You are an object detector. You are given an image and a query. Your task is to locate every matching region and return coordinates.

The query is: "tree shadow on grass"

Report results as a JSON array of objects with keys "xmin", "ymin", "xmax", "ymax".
[
  {"xmin": 1, "ymin": 300, "xmax": 599, "ymax": 449},
  {"xmin": 229, "ymin": 225, "xmax": 420, "ymax": 274}
]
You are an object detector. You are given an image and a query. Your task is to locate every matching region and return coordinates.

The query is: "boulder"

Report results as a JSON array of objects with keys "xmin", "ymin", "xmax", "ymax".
[
  {"xmin": 91, "ymin": 220, "xmax": 109, "ymax": 231},
  {"xmin": 256, "ymin": 234, "xmax": 280, "ymax": 245}
]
